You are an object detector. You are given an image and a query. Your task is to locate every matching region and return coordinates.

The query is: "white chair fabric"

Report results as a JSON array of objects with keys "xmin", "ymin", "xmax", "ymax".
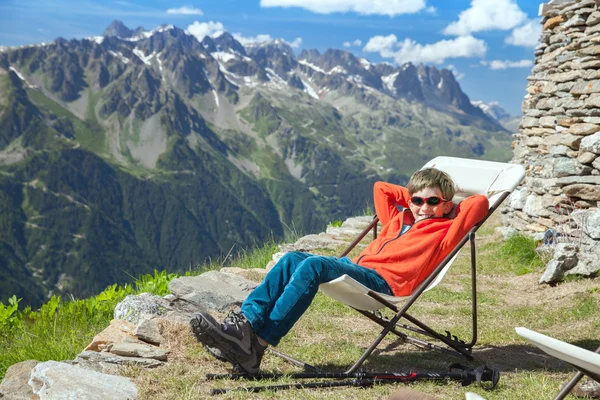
[
  {"xmin": 515, "ymin": 327, "xmax": 600, "ymax": 376},
  {"xmin": 319, "ymin": 156, "xmax": 526, "ymax": 311}
]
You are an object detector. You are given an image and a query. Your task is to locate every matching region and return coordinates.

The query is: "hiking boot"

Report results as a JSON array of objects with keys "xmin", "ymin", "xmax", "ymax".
[{"xmin": 190, "ymin": 311, "xmax": 267, "ymax": 373}]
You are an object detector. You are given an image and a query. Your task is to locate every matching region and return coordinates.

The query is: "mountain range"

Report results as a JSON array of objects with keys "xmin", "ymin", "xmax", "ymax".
[
  {"xmin": 0, "ymin": 20, "xmax": 512, "ymax": 307},
  {"xmin": 471, "ymin": 100, "xmax": 521, "ymax": 132}
]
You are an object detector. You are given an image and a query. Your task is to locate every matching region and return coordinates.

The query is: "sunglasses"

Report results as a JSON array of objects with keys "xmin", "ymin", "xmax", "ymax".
[{"xmin": 410, "ymin": 196, "xmax": 448, "ymax": 206}]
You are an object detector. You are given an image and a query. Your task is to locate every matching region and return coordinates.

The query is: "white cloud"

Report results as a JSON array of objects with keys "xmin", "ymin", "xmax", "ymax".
[
  {"xmin": 186, "ymin": 21, "xmax": 225, "ymax": 41},
  {"xmin": 167, "ymin": 6, "xmax": 203, "ymax": 15},
  {"xmin": 364, "ymin": 34, "xmax": 487, "ymax": 64},
  {"xmin": 446, "ymin": 64, "xmax": 464, "ymax": 80},
  {"xmin": 233, "ymin": 33, "xmax": 303, "ymax": 48},
  {"xmin": 343, "ymin": 39, "xmax": 362, "ymax": 47},
  {"xmin": 481, "ymin": 59, "xmax": 533, "ymax": 70},
  {"xmin": 425, "ymin": 5, "xmax": 436, "ymax": 14},
  {"xmin": 260, "ymin": 0, "xmax": 427, "ymax": 16},
  {"xmin": 505, "ymin": 19, "xmax": 542, "ymax": 48},
  {"xmin": 444, "ymin": 0, "xmax": 527, "ymax": 36}
]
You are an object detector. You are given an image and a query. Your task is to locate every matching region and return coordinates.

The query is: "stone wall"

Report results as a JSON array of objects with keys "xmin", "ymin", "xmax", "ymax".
[{"xmin": 505, "ymin": 0, "xmax": 600, "ymax": 283}]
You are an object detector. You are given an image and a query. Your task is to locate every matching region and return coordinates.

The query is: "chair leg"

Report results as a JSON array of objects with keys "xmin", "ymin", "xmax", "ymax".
[{"xmin": 553, "ymin": 346, "xmax": 600, "ymax": 400}]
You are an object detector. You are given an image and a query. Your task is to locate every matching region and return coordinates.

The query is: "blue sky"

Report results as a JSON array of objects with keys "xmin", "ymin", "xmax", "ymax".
[{"xmin": 0, "ymin": 0, "xmax": 544, "ymax": 115}]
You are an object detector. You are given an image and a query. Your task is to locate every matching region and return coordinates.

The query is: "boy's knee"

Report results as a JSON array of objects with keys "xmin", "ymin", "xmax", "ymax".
[{"xmin": 300, "ymin": 255, "xmax": 328, "ymax": 275}]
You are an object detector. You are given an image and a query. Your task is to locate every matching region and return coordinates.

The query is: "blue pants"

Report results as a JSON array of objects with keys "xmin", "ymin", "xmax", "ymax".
[{"xmin": 241, "ymin": 251, "xmax": 393, "ymax": 346}]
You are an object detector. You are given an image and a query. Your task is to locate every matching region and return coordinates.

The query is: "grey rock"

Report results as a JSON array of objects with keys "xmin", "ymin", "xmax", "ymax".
[
  {"xmin": 593, "ymin": 156, "xmax": 600, "ymax": 170},
  {"xmin": 569, "ymin": 123, "xmax": 600, "ymax": 135},
  {"xmin": 168, "ymin": 271, "xmax": 257, "ymax": 312},
  {"xmin": 539, "ymin": 116, "xmax": 557, "ymax": 127},
  {"xmin": 550, "ymin": 70, "xmax": 582, "ymax": 83},
  {"xmin": 560, "ymin": 0, "xmax": 595, "ymax": 15},
  {"xmin": 571, "ymin": 80, "xmax": 600, "ymax": 94},
  {"xmin": 0, "ymin": 360, "xmax": 39, "ymax": 400},
  {"xmin": 587, "ymin": 11, "xmax": 600, "ymax": 26},
  {"xmin": 76, "ymin": 350, "xmax": 165, "ymax": 368},
  {"xmin": 549, "ymin": 145, "xmax": 571, "ymax": 155},
  {"xmin": 585, "ymin": 23, "xmax": 600, "ymax": 34},
  {"xmin": 579, "ymin": 59, "xmax": 600, "ymax": 69},
  {"xmin": 577, "ymin": 151, "xmax": 597, "ymax": 164},
  {"xmin": 552, "ymin": 157, "xmax": 592, "ymax": 177},
  {"xmin": 509, "ymin": 187, "xmax": 528, "ymax": 210},
  {"xmin": 563, "ymin": 184, "xmax": 600, "ymax": 200},
  {"xmin": 525, "ymin": 136, "xmax": 544, "ymax": 147},
  {"xmin": 114, "ymin": 293, "xmax": 169, "ymax": 324},
  {"xmin": 585, "ymin": 70, "xmax": 600, "ymax": 80},
  {"xmin": 109, "ymin": 342, "xmax": 168, "ymax": 361},
  {"xmin": 568, "ymin": 249, "xmax": 600, "ymax": 276},
  {"xmin": 523, "ymin": 194, "xmax": 554, "ymax": 218},
  {"xmin": 583, "ymin": 208, "xmax": 600, "ymax": 239},
  {"xmin": 292, "ymin": 232, "xmax": 349, "ymax": 251},
  {"xmin": 546, "ymin": 133, "xmax": 582, "ymax": 149},
  {"xmin": 581, "ymin": 131, "xmax": 600, "ymax": 153},
  {"xmin": 539, "ymin": 243, "xmax": 579, "ymax": 284},
  {"xmin": 556, "ymin": 175, "xmax": 600, "ymax": 186},
  {"xmin": 582, "ymin": 117, "xmax": 600, "ymax": 124},
  {"xmin": 28, "ymin": 360, "xmax": 137, "ymax": 399},
  {"xmin": 133, "ymin": 318, "xmax": 164, "ymax": 346},
  {"xmin": 64, "ymin": 359, "xmax": 122, "ymax": 376},
  {"xmin": 526, "ymin": 177, "xmax": 559, "ymax": 195},
  {"xmin": 326, "ymin": 215, "xmax": 374, "ymax": 238}
]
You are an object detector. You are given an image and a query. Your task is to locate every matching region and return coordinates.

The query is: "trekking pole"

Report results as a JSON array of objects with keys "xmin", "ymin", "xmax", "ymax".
[{"xmin": 207, "ymin": 364, "xmax": 500, "ymax": 395}]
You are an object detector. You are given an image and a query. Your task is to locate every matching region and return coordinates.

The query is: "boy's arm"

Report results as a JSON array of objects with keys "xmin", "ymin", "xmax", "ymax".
[
  {"xmin": 373, "ymin": 181, "xmax": 411, "ymax": 225},
  {"xmin": 439, "ymin": 195, "xmax": 489, "ymax": 252}
]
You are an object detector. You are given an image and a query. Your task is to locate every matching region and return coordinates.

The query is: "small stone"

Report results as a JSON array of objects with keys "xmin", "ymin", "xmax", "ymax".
[
  {"xmin": 587, "ymin": 11, "xmax": 600, "ymax": 26},
  {"xmin": 85, "ymin": 319, "xmax": 136, "ymax": 352},
  {"xmin": 544, "ymin": 15, "xmax": 564, "ymax": 30},
  {"xmin": 577, "ymin": 151, "xmax": 597, "ymax": 164},
  {"xmin": 585, "ymin": 23, "xmax": 600, "ymax": 35},
  {"xmin": 581, "ymin": 131, "xmax": 600, "ymax": 153},
  {"xmin": 109, "ymin": 342, "xmax": 169, "ymax": 361},
  {"xmin": 563, "ymin": 184, "xmax": 600, "ymax": 200},
  {"xmin": 569, "ymin": 123, "xmax": 600, "ymax": 135},
  {"xmin": 539, "ymin": 116, "xmax": 557, "ymax": 127},
  {"xmin": 134, "ymin": 318, "xmax": 164, "ymax": 346},
  {"xmin": 540, "ymin": 243, "xmax": 579, "ymax": 285},
  {"xmin": 564, "ymin": 14, "xmax": 586, "ymax": 29},
  {"xmin": 571, "ymin": 80, "xmax": 600, "ymax": 94}
]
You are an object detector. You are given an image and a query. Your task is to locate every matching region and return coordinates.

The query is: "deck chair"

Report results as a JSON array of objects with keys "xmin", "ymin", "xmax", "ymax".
[
  {"xmin": 516, "ymin": 327, "xmax": 600, "ymax": 400},
  {"xmin": 315, "ymin": 156, "xmax": 526, "ymax": 373}
]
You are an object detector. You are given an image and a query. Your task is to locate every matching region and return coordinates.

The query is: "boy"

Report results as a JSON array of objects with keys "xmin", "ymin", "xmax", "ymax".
[{"xmin": 190, "ymin": 168, "xmax": 489, "ymax": 373}]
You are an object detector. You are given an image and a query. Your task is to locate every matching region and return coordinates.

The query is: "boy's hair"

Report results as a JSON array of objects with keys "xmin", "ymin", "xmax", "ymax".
[{"xmin": 407, "ymin": 168, "xmax": 456, "ymax": 200}]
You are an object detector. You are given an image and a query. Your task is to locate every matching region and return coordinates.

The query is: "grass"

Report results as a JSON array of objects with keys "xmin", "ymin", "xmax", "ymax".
[{"xmin": 1, "ymin": 213, "xmax": 599, "ymax": 399}]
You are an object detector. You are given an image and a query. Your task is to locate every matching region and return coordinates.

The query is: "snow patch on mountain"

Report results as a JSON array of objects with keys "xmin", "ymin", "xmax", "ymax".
[
  {"xmin": 126, "ymin": 25, "xmax": 175, "ymax": 42},
  {"xmin": 382, "ymin": 72, "xmax": 399, "ymax": 95},
  {"xmin": 265, "ymin": 68, "xmax": 287, "ymax": 89},
  {"xmin": 211, "ymin": 51, "xmax": 236, "ymax": 63},
  {"xmin": 301, "ymin": 80, "xmax": 319, "ymax": 99},
  {"xmin": 109, "ymin": 50, "xmax": 130, "ymax": 64},
  {"xmin": 8, "ymin": 66, "xmax": 36, "ymax": 88},
  {"xmin": 132, "ymin": 48, "xmax": 156, "ymax": 66},
  {"xmin": 298, "ymin": 60, "xmax": 328, "ymax": 75},
  {"xmin": 329, "ymin": 65, "xmax": 347, "ymax": 75},
  {"xmin": 359, "ymin": 58, "xmax": 372, "ymax": 70}
]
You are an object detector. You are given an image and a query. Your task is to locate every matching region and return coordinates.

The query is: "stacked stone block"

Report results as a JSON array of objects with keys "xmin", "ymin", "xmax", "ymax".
[{"xmin": 506, "ymin": 0, "xmax": 600, "ymax": 282}]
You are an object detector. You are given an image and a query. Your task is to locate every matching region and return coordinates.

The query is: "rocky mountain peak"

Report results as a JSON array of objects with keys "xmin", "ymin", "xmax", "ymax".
[
  {"xmin": 103, "ymin": 20, "xmax": 133, "ymax": 38},
  {"xmin": 103, "ymin": 20, "xmax": 146, "ymax": 39},
  {"xmin": 212, "ymin": 32, "xmax": 246, "ymax": 56}
]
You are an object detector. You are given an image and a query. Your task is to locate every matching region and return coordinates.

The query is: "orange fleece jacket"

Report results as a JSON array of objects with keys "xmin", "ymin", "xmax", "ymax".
[{"xmin": 353, "ymin": 182, "xmax": 489, "ymax": 296}]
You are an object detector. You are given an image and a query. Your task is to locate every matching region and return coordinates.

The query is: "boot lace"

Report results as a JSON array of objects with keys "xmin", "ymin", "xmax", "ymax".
[{"xmin": 224, "ymin": 311, "xmax": 247, "ymax": 330}]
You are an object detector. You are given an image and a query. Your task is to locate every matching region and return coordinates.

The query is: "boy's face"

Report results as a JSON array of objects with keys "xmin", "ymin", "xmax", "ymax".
[{"xmin": 408, "ymin": 187, "xmax": 454, "ymax": 223}]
